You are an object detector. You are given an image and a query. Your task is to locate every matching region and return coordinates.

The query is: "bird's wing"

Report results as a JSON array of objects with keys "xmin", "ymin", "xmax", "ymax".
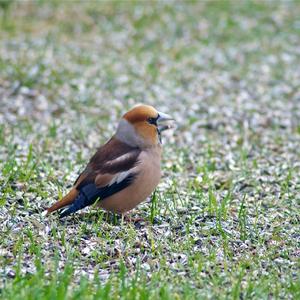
[
  {"xmin": 72, "ymin": 137, "xmax": 139, "ymax": 187},
  {"xmin": 58, "ymin": 137, "xmax": 141, "ymax": 218}
]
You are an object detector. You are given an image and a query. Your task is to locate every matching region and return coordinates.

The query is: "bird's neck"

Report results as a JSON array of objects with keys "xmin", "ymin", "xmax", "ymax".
[{"xmin": 115, "ymin": 119, "xmax": 160, "ymax": 148}]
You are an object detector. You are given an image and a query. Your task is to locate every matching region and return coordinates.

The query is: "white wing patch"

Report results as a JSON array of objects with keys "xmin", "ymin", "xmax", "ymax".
[
  {"xmin": 104, "ymin": 153, "xmax": 135, "ymax": 167},
  {"xmin": 108, "ymin": 169, "xmax": 134, "ymax": 186}
]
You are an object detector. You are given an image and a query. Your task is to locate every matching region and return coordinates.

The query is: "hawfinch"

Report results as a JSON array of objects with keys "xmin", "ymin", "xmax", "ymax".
[{"xmin": 46, "ymin": 104, "xmax": 173, "ymax": 218}]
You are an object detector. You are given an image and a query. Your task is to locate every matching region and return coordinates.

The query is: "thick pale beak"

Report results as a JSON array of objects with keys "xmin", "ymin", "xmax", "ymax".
[{"xmin": 157, "ymin": 111, "xmax": 174, "ymax": 132}]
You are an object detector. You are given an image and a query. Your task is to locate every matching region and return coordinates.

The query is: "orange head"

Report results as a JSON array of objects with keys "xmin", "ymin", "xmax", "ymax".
[{"xmin": 116, "ymin": 104, "xmax": 173, "ymax": 147}]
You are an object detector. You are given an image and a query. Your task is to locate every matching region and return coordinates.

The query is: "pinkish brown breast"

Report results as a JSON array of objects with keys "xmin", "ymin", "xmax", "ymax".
[{"xmin": 98, "ymin": 146, "xmax": 162, "ymax": 213}]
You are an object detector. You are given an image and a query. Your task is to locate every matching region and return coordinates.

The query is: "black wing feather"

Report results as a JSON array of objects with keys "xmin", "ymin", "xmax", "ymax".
[{"xmin": 59, "ymin": 173, "xmax": 136, "ymax": 218}]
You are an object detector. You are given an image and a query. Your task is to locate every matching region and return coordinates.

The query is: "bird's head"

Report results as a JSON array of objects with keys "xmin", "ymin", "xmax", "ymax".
[{"xmin": 116, "ymin": 104, "xmax": 174, "ymax": 147}]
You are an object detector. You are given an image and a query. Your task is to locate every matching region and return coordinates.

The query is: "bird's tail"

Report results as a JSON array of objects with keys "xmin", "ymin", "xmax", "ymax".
[
  {"xmin": 59, "ymin": 184, "xmax": 102, "ymax": 218},
  {"xmin": 46, "ymin": 188, "xmax": 79, "ymax": 215}
]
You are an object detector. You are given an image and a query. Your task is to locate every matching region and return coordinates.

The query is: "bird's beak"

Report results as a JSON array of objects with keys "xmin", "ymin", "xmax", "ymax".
[{"xmin": 157, "ymin": 111, "xmax": 174, "ymax": 132}]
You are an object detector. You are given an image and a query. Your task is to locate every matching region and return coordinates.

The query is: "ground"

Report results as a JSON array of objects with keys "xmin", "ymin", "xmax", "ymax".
[{"xmin": 0, "ymin": 1, "xmax": 299, "ymax": 299}]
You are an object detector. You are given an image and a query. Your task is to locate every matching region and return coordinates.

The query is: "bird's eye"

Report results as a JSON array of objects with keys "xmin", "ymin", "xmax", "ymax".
[{"xmin": 147, "ymin": 117, "xmax": 157, "ymax": 125}]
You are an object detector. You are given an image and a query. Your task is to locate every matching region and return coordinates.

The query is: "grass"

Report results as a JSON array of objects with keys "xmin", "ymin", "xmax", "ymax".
[{"xmin": 1, "ymin": 1, "xmax": 300, "ymax": 299}]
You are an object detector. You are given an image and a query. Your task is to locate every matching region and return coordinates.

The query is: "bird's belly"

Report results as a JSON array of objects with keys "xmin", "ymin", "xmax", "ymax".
[{"xmin": 98, "ymin": 154, "xmax": 161, "ymax": 213}]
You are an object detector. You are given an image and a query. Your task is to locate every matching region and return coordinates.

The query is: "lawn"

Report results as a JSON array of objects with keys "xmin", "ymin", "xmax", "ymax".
[{"xmin": 0, "ymin": 1, "xmax": 299, "ymax": 299}]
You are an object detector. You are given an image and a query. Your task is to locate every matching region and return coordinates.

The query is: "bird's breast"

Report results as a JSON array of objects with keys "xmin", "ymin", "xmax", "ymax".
[{"xmin": 98, "ymin": 147, "xmax": 162, "ymax": 213}]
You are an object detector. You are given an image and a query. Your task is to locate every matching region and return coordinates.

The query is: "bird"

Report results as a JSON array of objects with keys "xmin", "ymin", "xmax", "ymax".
[{"xmin": 45, "ymin": 104, "xmax": 173, "ymax": 218}]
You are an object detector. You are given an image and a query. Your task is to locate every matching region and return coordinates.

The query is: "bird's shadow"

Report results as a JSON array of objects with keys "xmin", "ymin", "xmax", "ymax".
[
  {"xmin": 58, "ymin": 210, "xmax": 123, "ymax": 226},
  {"xmin": 57, "ymin": 209, "xmax": 163, "ymax": 227}
]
